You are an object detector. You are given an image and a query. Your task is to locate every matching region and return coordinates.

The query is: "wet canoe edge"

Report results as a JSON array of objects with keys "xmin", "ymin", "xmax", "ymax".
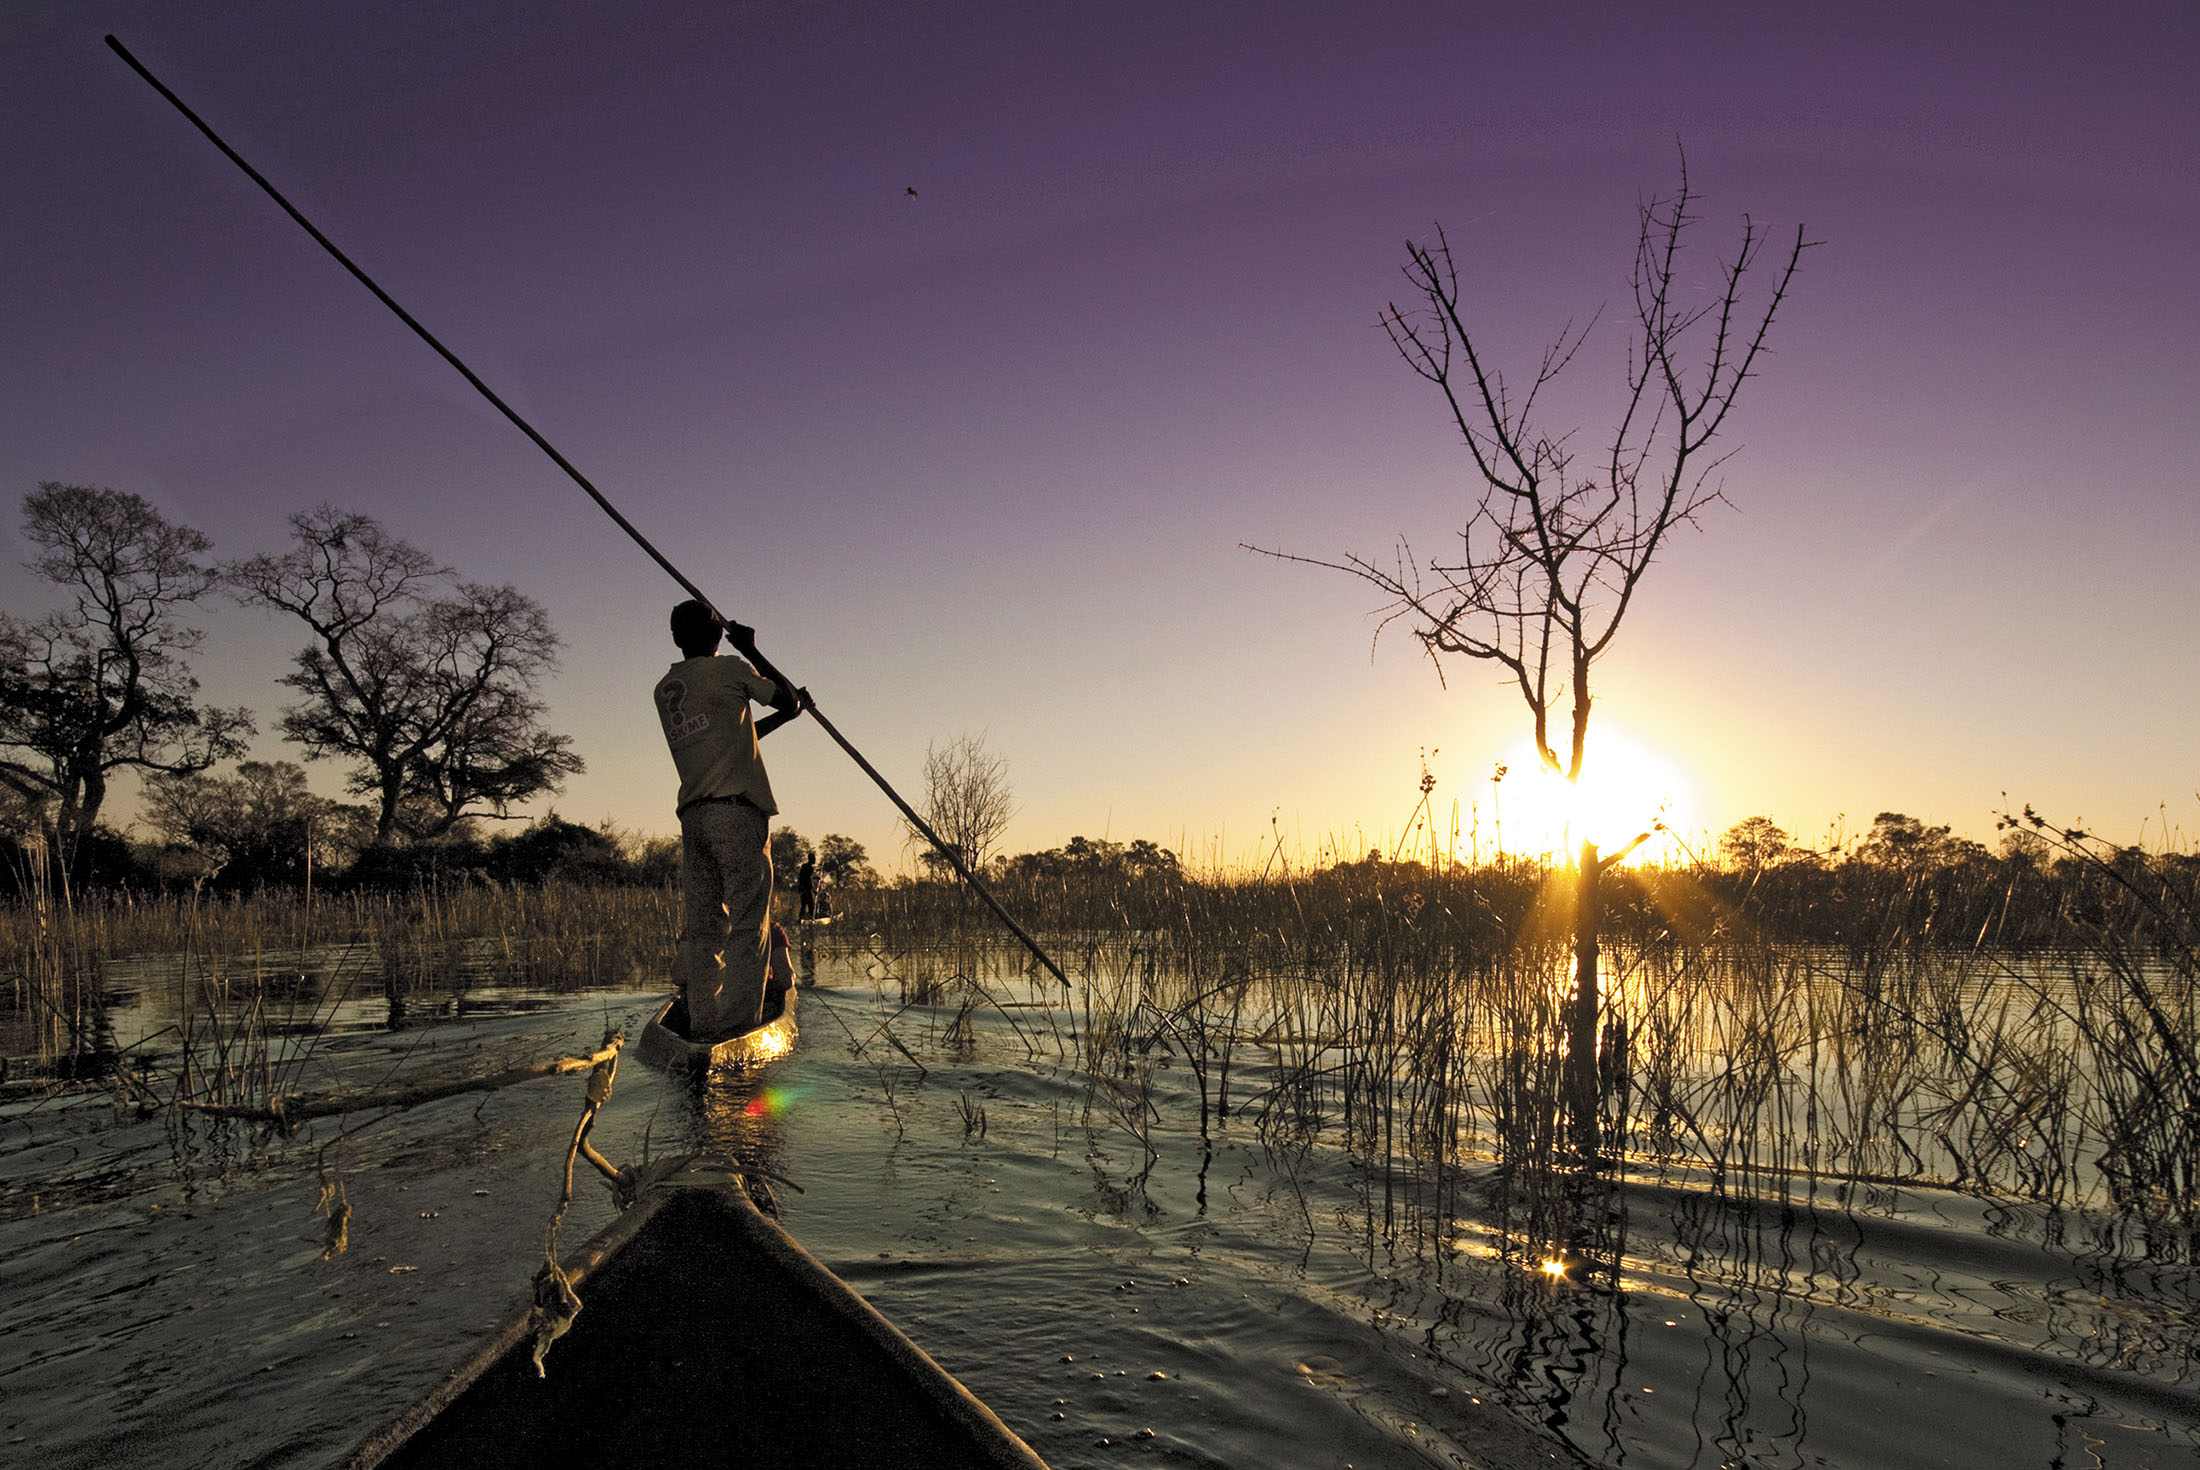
[
  {"xmin": 345, "ymin": 1179, "xmax": 1051, "ymax": 1470},
  {"xmin": 634, "ymin": 985, "xmax": 798, "ymax": 1074}
]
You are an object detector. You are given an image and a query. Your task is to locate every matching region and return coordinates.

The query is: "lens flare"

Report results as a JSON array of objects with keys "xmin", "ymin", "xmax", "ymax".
[{"xmin": 743, "ymin": 1085, "xmax": 795, "ymax": 1117}]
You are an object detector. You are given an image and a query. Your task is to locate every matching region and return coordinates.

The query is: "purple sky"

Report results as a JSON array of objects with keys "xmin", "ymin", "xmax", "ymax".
[{"xmin": 5, "ymin": 2, "xmax": 2196, "ymax": 869}]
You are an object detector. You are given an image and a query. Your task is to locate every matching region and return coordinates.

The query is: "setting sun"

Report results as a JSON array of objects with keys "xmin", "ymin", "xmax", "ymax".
[{"xmin": 1474, "ymin": 727, "xmax": 1696, "ymax": 865}]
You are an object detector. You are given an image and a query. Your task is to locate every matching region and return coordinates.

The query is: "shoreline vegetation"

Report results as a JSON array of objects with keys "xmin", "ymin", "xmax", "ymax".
[{"xmin": 3, "ymin": 808, "xmax": 2194, "ymax": 1258}]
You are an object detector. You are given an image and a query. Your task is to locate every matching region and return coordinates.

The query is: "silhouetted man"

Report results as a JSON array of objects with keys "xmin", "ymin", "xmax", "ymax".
[
  {"xmin": 797, "ymin": 850, "xmax": 820, "ymax": 921},
  {"xmin": 653, "ymin": 600, "xmax": 802, "ymax": 1038}
]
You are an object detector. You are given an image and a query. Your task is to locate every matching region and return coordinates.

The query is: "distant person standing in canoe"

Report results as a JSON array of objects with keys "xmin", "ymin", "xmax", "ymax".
[
  {"xmin": 797, "ymin": 850, "xmax": 820, "ymax": 921},
  {"xmin": 654, "ymin": 600, "xmax": 805, "ymax": 1039}
]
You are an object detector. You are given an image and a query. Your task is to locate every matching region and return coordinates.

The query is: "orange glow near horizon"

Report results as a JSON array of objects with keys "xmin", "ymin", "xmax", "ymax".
[{"xmin": 1476, "ymin": 726, "xmax": 1697, "ymax": 866}]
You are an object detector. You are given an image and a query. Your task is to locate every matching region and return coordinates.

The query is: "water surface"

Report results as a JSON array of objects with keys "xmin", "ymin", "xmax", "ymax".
[{"xmin": 1, "ymin": 954, "xmax": 2194, "ymax": 1468}]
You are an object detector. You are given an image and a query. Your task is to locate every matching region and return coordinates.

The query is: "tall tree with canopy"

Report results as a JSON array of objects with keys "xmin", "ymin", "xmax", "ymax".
[
  {"xmin": 227, "ymin": 506, "xmax": 583, "ymax": 843},
  {"xmin": 1256, "ymin": 162, "xmax": 1811, "ymax": 1150},
  {"xmin": 814, "ymin": 834, "xmax": 875, "ymax": 888},
  {"xmin": 140, "ymin": 758, "xmax": 344, "ymax": 887},
  {"xmin": 0, "ymin": 484, "xmax": 254, "ymax": 863},
  {"xmin": 1719, "ymin": 815, "xmax": 1798, "ymax": 871}
]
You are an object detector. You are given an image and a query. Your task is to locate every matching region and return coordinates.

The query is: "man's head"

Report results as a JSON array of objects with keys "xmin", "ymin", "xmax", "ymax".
[{"xmin": 670, "ymin": 599, "xmax": 723, "ymax": 658}]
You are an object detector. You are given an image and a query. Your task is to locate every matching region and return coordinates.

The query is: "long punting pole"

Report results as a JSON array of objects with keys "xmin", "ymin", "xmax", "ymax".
[{"xmin": 107, "ymin": 34, "xmax": 1070, "ymax": 989}]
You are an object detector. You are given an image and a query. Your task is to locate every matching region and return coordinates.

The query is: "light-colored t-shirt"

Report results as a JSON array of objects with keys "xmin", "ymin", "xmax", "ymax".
[{"xmin": 653, "ymin": 654, "xmax": 781, "ymax": 815}]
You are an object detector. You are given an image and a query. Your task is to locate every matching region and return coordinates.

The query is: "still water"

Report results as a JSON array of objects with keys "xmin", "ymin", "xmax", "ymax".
[{"xmin": 1, "ymin": 952, "xmax": 2194, "ymax": 1469}]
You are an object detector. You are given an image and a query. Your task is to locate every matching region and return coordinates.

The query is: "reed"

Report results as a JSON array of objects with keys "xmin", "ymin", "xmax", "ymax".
[
  {"xmin": 0, "ymin": 830, "xmax": 108, "ymax": 1076},
  {"xmin": 8, "ymin": 823, "xmax": 2192, "ymax": 1255},
  {"xmin": 0, "ymin": 880, "xmax": 681, "ymax": 1125},
  {"xmin": 845, "ymin": 832, "xmax": 2199, "ymax": 1257}
]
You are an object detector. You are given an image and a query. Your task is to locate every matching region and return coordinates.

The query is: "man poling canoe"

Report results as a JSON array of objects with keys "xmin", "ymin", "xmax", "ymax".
[
  {"xmin": 105, "ymin": 34, "xmax": 1070, "ymax": 990},
  {"xmin": 654, "ymin": 600, "xmax": 804, "ymax": 1039}
]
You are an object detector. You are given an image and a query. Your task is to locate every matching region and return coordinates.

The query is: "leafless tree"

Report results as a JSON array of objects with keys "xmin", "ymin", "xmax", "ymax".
[
  {"xmin": 1254, "ymin": 160, "xmax": 1811, "ymax": 1151},
  {"xmin": 0, "ymin": 484, "xmax": 254, "ymax": 861},
  {"xmin": 1263, "ymin": 159, "xmax": 1808, "ymax": 789},
  {"xmin": 912, "ymin": 733, "xmax": 1016, "ymax": 876},
  {"xmin": 227, "ymin": 507, "xmax": 582, "ymax": 843}
]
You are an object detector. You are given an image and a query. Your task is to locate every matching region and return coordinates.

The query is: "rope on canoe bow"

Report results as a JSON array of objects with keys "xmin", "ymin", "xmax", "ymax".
[
  {"xmin": 526, "ymin": 1032, "xmax": 805, "ymax": 1374},
  {"xmin": 106, "ymin": 34, "xmax": 1071, "ymax": 991},
  {"xmin": 534, "ymin": 1030, "xmax": 625, "ymax": 1373}
]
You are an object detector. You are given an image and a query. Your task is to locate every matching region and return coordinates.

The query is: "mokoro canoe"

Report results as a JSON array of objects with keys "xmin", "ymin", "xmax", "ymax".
[
  {"xmin": 635, "ymin": 984, "xmax": 798, "ymax": 1073},
  {"xmin": 346, "ymin": 1179, "xmax": 1050, "ymax": 1469}
]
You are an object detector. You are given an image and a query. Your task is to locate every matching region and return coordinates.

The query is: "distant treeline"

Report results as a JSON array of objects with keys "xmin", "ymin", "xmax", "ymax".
[
  {"xmin": 854, "ymin": 814, "xmax": 2200, "ymax": 954},
  {"xmin": 1, "ymin": 487, "xmax": 587, "ymax": 870},
  {"xmin": 1, "ymin": 808, "xmax": 670, "ymax": 897},
  {"xmin": 0, "ymin": 799, "xmax": 885, "ymax": 903},
  {"xmin": 9, "ymin": 803, "xmax": 2194, "ymax": 954}
]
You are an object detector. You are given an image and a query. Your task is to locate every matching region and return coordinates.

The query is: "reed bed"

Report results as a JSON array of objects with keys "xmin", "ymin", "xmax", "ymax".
[
  {"xmin": 0, "ymin": 881, "xmax": 681, "ymax": 1117},
  {"xmin": 6, "ymin": 833, "xmax": 2194, "ymax": 1257},
  {"xmin": 846, "ymin": 843, "xmax": 2200, "ymax": 1258},
  {"xmin": 2, "ymin": 882, "xmax": 678, "ymax": 991}
]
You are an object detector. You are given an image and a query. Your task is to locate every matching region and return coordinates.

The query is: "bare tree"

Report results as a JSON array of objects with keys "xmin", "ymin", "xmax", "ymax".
[
  {"xmin": 0, "ymin": 484, "xmax": 254, "ymax": 861},
  {"xmin": 912, "ymin": 733, "xmax": 1015, "ymax": 876},
  {"xmin": 1265, "ymin": 162, "xmax": 1807, "ymax": 786},
  {"xmin": 1254, "ymin": 162, "xmax": 1811, "ymax": 1150},
  {"xmin": 227, "ymin": 506, "xmax": 582, "ymax": 843},
  {"xmin": 392, "ymin": 585, "xmax": 585, "ymax": 836}
]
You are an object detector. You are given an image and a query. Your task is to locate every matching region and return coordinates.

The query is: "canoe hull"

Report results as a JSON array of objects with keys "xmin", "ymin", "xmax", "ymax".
[
  {"xmin": 346, "ymin": 1181, "xmax": 1048, "ymax": 1469},
  {"xmin": 635, "ymin": 985, "xmax": 798, "ymax": 1074}
]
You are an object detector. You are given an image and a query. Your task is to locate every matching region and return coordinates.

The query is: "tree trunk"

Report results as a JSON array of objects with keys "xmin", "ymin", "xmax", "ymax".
[
  {"xmin": 78, "ymin": 767, "xmax": 106, "ymax": 833},
  {"xmin": 375, "ymin": 772, "xmax": 404, "ymax": 844},
  {"xmin": 56, "ymin": 764, "xmax": 105, "ymax": 869},
  {"xmin": 1569, "ymin": 839, "xmax": 1601, "ymax": 1158}
]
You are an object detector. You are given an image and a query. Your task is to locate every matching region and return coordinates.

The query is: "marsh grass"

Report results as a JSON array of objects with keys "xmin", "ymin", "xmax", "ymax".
[
  {"xmin": 7, "ymin": 831, "xmax": 2195, "ymax": 1257},
  {"xmin": 0, "ymin": 881, "xmax": 682, "ymax": 1121},
  {"xmin": 848, "ymin": 841, "xmax": 2199, "ymax": 1262},
  {"xmin": 2, "ymin": 838, "xmax": 114, "ymax": 1082}
]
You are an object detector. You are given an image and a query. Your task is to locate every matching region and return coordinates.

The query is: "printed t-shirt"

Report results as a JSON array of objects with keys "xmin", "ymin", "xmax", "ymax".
[{"xmin": 653, "ymin": 654, "xmax": 781, "ymax": 815}]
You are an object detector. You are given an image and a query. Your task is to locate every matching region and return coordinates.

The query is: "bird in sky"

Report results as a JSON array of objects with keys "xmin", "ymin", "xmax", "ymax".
[{"xmin": 905, "ymin": 186, "xmax": 918, "ymax": 201}]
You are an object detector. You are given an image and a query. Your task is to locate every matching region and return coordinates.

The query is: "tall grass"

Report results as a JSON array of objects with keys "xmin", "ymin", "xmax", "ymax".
[
  {"xmin": 0, "ymin": 881, "xmax": 682, "ymax": 1117},
  {"xmin": 845, "ymin": 841, "xmax": 2200, "ymax": 1256},
  {"xmin": 7, "ymin": 833, "xmax": 2194, "ymax": 1253},
  {"xmin": 1, "ymin": 830, "xmax": 108, "ymax": 1077}
]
